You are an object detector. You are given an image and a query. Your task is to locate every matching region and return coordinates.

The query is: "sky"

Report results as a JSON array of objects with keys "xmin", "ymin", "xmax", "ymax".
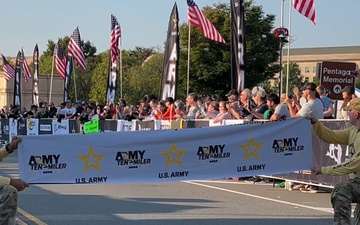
[{"xmin": 1, "ymin": 0, "xmax": 359, "ymax": 57}]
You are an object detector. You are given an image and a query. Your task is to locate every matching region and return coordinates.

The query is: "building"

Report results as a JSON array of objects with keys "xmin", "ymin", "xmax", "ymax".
[
  {"xmin": 0, "ymin": 56, "xmax": 65, "ymax": 108},
  {"xmin": 282, "ymin": 46, "xmax": 360, "ymax": 82}
]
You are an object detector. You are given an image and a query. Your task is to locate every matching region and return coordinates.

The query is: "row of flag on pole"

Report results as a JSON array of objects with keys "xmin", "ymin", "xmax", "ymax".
[{"xmin": 1, "ymin": 0, "xmax": 315, "ymax": 107}]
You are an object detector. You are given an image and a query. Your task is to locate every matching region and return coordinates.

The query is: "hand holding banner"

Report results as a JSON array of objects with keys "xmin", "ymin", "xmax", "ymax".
[{"xmin": 18, "ymin": 118, "xmax": 313, "ymax": 184}]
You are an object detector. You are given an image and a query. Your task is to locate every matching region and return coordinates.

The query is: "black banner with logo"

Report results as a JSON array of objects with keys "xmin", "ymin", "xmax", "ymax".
[
  {"xmin": 14, "ymin": 51, "xmax": 22, "ymax": 107},
  {"xmin": 1, "ymin": 119, "xmax": 9, "ymax": 142},
  {"xmin": 160, "ymin": 2, "xmax": 179, "ymax": 100},
  {"xmin": 182, "ymin": 120, "xmax": 210, "ymax": 129},
  {"xmin": 64, "ymin": 56, "xmax": 73, "ymax": 102},
  {"xmin": 32, "ymin": 44, "xmax": 40, "ymax": 106},
  {"xmin": 231, "ymin": 0, "xmax": 246, "ymax": 91},
  {"xmin": 17, "ymin": 119, "xmax": 26, "ymax": 136},
  {"xmin": 69, "ymin": 120, "xmax": 82, "ymax": 134},
  {"xmin": 38, "ymin": 119, "xmax": 53, "ymax": 135},
  {"xmin": 134, "ymin": 121, "xmax": 155, "ymax": 131},
  {"xmin": 99, "ymin": 120, "xmax": 118, "ymax": 132}
]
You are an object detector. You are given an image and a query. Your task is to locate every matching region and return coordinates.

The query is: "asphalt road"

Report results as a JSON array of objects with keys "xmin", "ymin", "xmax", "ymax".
[{"xmin": 1, "ymin": 152, "xmax": 336, "ymax": 225}]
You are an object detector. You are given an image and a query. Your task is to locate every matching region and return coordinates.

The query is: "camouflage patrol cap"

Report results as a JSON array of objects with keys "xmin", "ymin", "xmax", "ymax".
[{"xmin": 344, "ymin": 98, "xmax": 360, "ymax": 111}]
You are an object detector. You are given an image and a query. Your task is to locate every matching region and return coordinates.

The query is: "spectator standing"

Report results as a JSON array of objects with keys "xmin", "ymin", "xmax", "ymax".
[
  {"xmin": 339, "ymin": 85, "xmax": 357, "ymax": 120},
  {"xmin": 316, "ymin": 85, "xmax": 335, "ymax": 119},
  {"xmin": 285, "ymin": 82, "xmax": 324, "ymax": 119}
]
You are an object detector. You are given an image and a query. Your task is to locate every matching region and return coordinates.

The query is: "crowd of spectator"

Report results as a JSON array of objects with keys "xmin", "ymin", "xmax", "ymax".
[{"xmin": 0, "ymin": 82, "xmax": 356, "ymax": 126}]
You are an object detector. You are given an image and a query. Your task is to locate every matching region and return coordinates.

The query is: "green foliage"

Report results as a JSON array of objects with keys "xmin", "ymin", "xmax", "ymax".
[
  {"xmin": 178, "ymin": 0, "xmax": 280, "ymax": 99},
  {"xmin": 88, "ymin": 49, "xmax": 162, "ymax": 105},
  {"xmin": 123, "ymin": 54, "xmax": 163, "ymax": 105},
  {"xmin": 40, "ymin": 37, "xmax": 98, "ymax": 101},
  {"xmin": 281, "ymin": 63, "xmax": 304, "ymax": 93},
  {"xmin": 270, "ymin": 63, "xmax": 304, "ymax": 94},
  {"xmin": 89, "ymin": 51, "xmax": 110, "ymax": 104},
  {"xmin": 312, "ymin": 76, "xmax": 320, "ymax": 86},
  {"xmin": 36, "ymin": 0, "xmax": 282, "ymax": 103}
]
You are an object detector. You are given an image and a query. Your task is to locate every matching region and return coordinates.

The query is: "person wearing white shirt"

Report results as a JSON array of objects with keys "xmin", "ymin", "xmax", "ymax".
[
  {"xmin": 285, "ymin": 82, "xmax": 324, "ymax": 119},
  {"xmin": 59, "ymin": 100, "xmax": 77, "ymax": 119}
]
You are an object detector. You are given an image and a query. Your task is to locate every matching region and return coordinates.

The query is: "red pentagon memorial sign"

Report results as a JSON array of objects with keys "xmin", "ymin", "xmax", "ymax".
[{"xmin": 319, "ymin": 61, "xmax": 357, "ymax": 100}]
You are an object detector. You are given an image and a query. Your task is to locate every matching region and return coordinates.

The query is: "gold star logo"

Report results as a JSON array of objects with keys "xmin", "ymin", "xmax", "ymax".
[
  {"xmin": 173, "ymin": 16, "xmax": 178, "ymax": 29},
  {"xmin": 78, "ymin": 146, "xmax": 105, "ymax": 173},
  {"xmin": 239, "ymin": 137, "xmax": 263, "ymax": 160},
  {"xmin": 161, "ymin": 142, "xmax": 186, "ymax": 167}
]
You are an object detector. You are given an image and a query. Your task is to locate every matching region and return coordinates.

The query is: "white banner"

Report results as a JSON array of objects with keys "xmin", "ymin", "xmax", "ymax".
[
  {"xmin": 52, "ymin": 120, "xmax": 69, "ymax": 135},
  {"xmin": 116, "ymin": 120, "xmax": 134, "ymax": 132},
  {"xmin": 9, "ymin": 118, "xmax": 17, "ymax": 141},
  {"xmin": 26, "ymin": 118, "xmax": 39, "ymax": 136},
  {"xmin": 18, "ymin": 118, "xmax": 313, "ymax": 184}
]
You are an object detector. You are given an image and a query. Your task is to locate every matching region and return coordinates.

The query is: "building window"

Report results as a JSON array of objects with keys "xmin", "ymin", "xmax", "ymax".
[
  {"xmin": 304, "ymin": 77, "xmax": 309, "ymax": 82},
  {"xmin": 313, "ymin": 66, "xmax": 316, "ymax": 73},
  {"xmin": 305, "ymin": 67, "xmax": 310, "ymax": 73}
]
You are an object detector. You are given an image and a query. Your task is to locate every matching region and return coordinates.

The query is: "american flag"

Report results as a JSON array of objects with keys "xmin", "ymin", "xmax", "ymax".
[
  {"xmin": 110, "ymin": 14, "xmax": 121, "ymax": 63},
  {"xmin": 1, "ymin": 54, "xmax": 15, "ymax": 81},
  {"xmin": 293, "ymin": 0, "xmax": 316, "ymax": 25},
  {"xmin": 187, "ymin": 0, "xmax": 225, "ymax": 43},
  {"xmin": 55, "ymin": 42, "xmax": 66, "ymax": 79},
  {"xmin": 68, "ymin": 27, "xmax": 86, "ymax": 70},
  {"xmin": 21, "ymin": 48, "xmax": 32, "ymax": 82}
]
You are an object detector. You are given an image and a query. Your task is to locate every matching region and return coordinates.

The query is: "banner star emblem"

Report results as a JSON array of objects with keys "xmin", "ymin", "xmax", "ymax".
[
  {"xmin": 78, "ymin": 146, "xmax": 105, "ymax": 173},
  {"xmin": 239, "ymin": 137, "xmax": 263, "ymax": 160},
  {"xmin": 161, "ymin": 142, "xmax": 186, "ymax": 167}
]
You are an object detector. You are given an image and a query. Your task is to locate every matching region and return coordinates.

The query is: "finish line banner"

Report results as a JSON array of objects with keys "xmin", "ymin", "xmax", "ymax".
[{"xmin": 18, "ymin": 118, "xmax": 312, "ymax": 184}]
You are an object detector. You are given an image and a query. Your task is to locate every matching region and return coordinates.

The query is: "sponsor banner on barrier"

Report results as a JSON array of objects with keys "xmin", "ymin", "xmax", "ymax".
[
  {"xmin": 117, "ymin": 120, "xmax": 134, "ymax": 132},
  {"xmin": 52, "ymin": 120, "xmax": 69, "ymax": 135},
  {"xmin": 69, "ymin": 120, "xmax": 81, "ymax": 134},
  {"xmin": 18, "ymin": 119, "xmax": 26, "ymax": 136},
  {"xmin": 27, "ymin": 119, "xmax": 39, "ymax": 136},
  {"xmin": 2, "ymin": 119, "xmax": 9, "ymax": 141},
  {"xmin": 183, "ymin": 120, "xmax": 209, "ymax": 129},
  {"xmin": 18, "ymin": 117, "xmax": 312, "ymax": 184},
  {"xmin": 100, "ymin": 120, "xmax": 117, "ymax": 132},
  {"xmin": 9, "ymin": 119, "xmax": 18, "ymax": 141},
  {"xmin": 135, "ymin": 120, "xmax": 155, "ymax": 131},
  {"xmin": 39, "ymin": 119, "xmax": 53, "ymax": 135}
]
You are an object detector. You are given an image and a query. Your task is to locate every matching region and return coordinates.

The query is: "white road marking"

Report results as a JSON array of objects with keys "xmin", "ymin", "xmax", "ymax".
[{"xmin": 183, "ymin": 181, "xmax": 334, "ymax": 214}]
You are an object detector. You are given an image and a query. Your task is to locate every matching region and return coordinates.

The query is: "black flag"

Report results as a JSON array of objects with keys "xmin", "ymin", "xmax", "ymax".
[
  {"xmin": 63, "ymin": 56, "xmax": 73, "ymax": 102},
  {"xmin": 231, "ymin": 0, "xmax": 246, "ymax": 91},
  {"xmin": 160, "ymin": 2, "xmax": 179, "ymax": 100},
  {"xmin": 32, "ymin": 44, "xmax": 39, "ymax": 106},
  {"xmin": 106, "ymin": 14, "xmax": 121, "ymax": 103},
  {"xmin": 14, "ymin": 51, "xmax": 22, "ymax": 107},
  {"xmin": 106, "ymin": 60, "xmax": 118, "ymax": 103}
]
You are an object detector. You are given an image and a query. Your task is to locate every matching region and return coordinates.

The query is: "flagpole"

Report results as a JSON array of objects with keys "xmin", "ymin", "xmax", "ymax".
[
  {"xmin": 49, "ymin": 48, "xmax": 55, "ymax": 103},
  {"xmin": 73, "ymin": 60, "xmax": 78, "ymax": 101},
  {"xmin": 279, "ymin": 0, "xmax": 285, "ymax": 96},
  {"xmin": 119, "ymin": 38, "xmax": 123, "ymax": 99},
  {"xmin": 285, "ymin": 0, "xmax": 292, "ymax": 96},
  {"xmin": 186, "ymin": 24, "xmax": 191, "ymax": 97}
]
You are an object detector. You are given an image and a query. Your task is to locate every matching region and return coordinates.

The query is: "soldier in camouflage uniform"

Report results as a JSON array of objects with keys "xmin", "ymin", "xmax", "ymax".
[
  {"xmin": 0, "ymin": 136, "xmax": 28, "ymax": 225},
  {"xmin": 310, "ymin": 97, "xmax": 360, "ymax": 225}
]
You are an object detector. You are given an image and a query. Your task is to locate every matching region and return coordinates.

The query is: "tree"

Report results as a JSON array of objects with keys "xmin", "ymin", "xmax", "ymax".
[
  {"xmin": 89, "ymin": 51, "xmax": 109, "ymax": 104},
  {"xmin": 89, "ymin": 47, "xmax": 161, "ymax": 105},
  {"xmin": 177, "ymin": 0, "xmax": 280, "ymax": 99},
  {"xmin": 39, "ymin": 37, "xmax": 98, "ymax": 101},
  {"xmin": 280, "ymin": 63, "xmax": 304, "ymax": 93},
  {"xmin": 123, "ymin": 54, "xmax": 163, "ymax": 105}
]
